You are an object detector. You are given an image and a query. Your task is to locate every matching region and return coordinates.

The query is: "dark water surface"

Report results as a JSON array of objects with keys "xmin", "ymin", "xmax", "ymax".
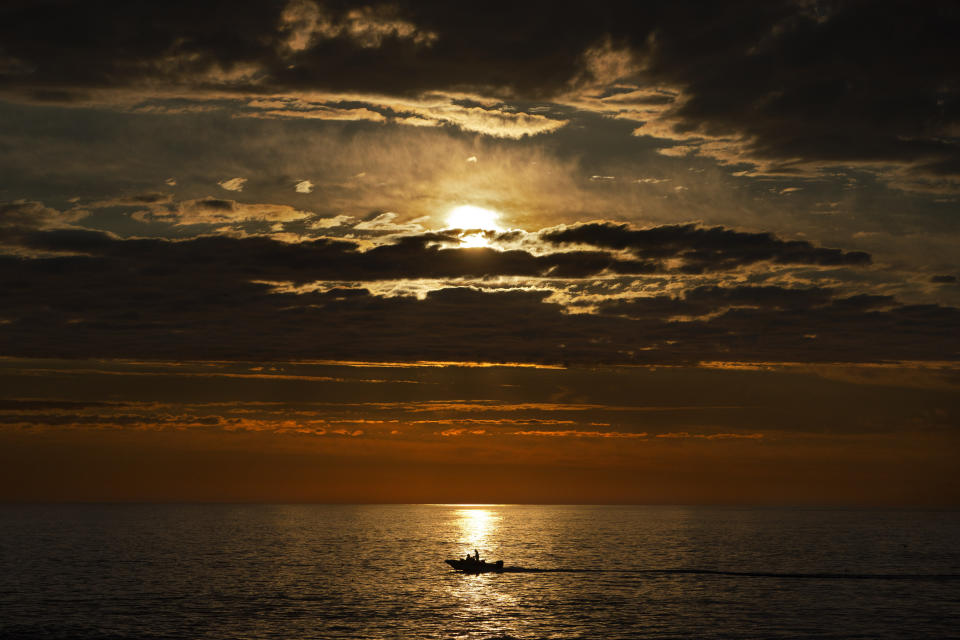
[{"xmin": 1, "ymin": 505, "xmax": 958, "ymax": 639}]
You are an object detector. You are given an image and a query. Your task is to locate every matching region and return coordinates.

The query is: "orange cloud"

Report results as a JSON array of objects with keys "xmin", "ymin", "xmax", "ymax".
[
  {"xmin": 438, "ymin": 428, "xmax": 487, "ymax": 436},
  {"xmin": 512, "ymin": 429, "xmax": 648, "ymax": 438}
]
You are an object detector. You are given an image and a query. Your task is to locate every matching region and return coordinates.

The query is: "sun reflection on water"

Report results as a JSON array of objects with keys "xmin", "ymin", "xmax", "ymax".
[
  {"xmin": 446, "ymin": 506, "xmax": 519, "ymax": 637},
  {"xmin": 455, "ymin": 507, "xmax": 499, "ymax": 551}
]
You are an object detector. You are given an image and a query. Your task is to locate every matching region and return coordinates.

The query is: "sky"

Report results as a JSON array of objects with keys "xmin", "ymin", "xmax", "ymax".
[{"xmin": 0, "ymin": 0, "xmax": 958, "ymax": 504}]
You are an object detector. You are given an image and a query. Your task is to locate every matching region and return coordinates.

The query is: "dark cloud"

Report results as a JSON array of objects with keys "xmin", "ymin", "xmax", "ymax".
[
  {"xmin": 542, "ymin": 222, "xmax": 871, "ymax": 273},
  {"xmin": 600, "ymin": 285, "xmax": 837, "ymax": 319},
  {"xmin": 6, "ymin": 216, "xmax": 870, "ymax": 281},
  {"xmin": 0, "ymin": 1, "xmax": 281, "ymax": 89},
  {"xmin": 0, "ymin": 200, "xmax": 81, "ymax": 233},
  {"xmin": 194, "ymin": 198, "xmax": 235, "ymax": 211},
  {"xmin": 1, "ymin": 1, "xmax": 956, "ymax": 186},
  {"xmin": 9, "ymin": 196, "xmax": 953, "ymax": 367},
  {"xmin": 0, "ymin": 230, "xmax": 954, "ymax": 364},
  {"xmin": 0, "ymin": 1, "xmax": 618, "ymax": 97},
  {"xmin": 931, "ymin": 274, "xmax": 957, "ymax": 284},
  {"xmin": 599, "ymin": 288, "xmax": 959, "ymax": 364},
  {"xmin": 639, "ymin": 2, "xmax": 960, "ymax": 189},
  {"xmin": 0, "ymin": 399, "xmax": 127, "ymax": 411}
]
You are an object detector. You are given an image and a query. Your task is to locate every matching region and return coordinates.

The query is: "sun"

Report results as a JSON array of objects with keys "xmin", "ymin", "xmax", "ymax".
[
  {"xmin": 445, "ymin": 205, "xmax": 503, "ymax": 248},
  {"xmin": 447, "ymin": 205, "xmax": 501, "ymax": 231}
]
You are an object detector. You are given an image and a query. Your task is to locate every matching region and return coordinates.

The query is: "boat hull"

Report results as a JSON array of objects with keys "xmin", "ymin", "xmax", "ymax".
[{"xmin": 445, "ymin": 559, "xmax": 504, "ymax": 573}]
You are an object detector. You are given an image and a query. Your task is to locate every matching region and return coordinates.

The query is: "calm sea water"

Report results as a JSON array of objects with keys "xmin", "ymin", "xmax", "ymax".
[{"xmin": 1, "ymin": 505, "xmax": 958, "ymax": 639}]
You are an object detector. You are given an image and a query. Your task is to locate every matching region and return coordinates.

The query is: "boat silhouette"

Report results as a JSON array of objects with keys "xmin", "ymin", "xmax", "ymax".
[{"xmin": 445, "ymin": 557, "xmax": 505, "ymax": 573}]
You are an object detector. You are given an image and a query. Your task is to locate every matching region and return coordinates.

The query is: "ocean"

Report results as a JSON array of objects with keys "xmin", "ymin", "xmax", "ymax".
[{"xmin": 1, "ymin": 504, "xmax": 958, "ymax": 639}]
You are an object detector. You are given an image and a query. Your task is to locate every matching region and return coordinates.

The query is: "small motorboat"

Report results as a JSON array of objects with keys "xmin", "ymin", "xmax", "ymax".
[{"xmin": 445, "ymin": 557, "xmax": 505, "ymax": 574}]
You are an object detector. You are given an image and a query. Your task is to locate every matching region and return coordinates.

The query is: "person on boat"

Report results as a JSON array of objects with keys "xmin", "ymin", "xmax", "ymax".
[{"xmin": 474, "ymin": 549, "xmax": 480, "ymax": 562}]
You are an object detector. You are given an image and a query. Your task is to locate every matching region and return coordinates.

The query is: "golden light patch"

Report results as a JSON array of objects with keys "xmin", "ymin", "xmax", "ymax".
[{"xmin": 446, "ymin": 205, "xmax": 503, "ymax": 247}]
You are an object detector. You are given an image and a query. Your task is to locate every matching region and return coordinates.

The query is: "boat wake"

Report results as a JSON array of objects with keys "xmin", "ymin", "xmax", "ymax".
[{"xmin": 473, "ymin": 567, "xmax": 960, "ymax": 580}]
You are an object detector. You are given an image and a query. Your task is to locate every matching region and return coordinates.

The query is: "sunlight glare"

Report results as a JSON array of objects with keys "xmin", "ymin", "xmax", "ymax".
[
  {"xmin": 446, "ymin": 205, "xmax": 503, "ymax": 248},
  {"xmin": 455, "ymin": 507, "xmax": 499, "ymax": 549}
]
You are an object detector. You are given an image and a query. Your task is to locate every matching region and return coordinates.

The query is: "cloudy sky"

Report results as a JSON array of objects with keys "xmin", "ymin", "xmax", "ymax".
[{"xmin": 1, "ymin": 0, "xmax": 958, "ymax": 504}]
